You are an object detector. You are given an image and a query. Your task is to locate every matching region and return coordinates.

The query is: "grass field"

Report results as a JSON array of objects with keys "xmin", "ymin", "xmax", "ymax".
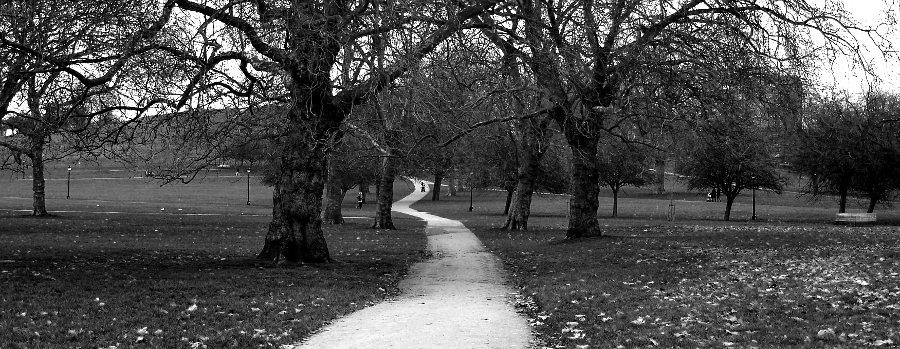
[
  {"xmin": 5, "ymin": 165, "xmax": 900, "ymax": 348},
  {"xmin": 0, "ymin": 170, "xmax": 423, "ymax": 348},
  {"xmin": 413, "ymin": 181, "xmax": 900, "ymax": 349}
]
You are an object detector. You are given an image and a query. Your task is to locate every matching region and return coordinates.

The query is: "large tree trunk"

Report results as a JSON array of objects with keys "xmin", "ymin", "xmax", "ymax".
[
  {"xmin": 724, "ymin": 195, "xmax": 735, "ymax": 221},
  {"xmin": 431, "ymin": 174, "xmax": 443, "ymax": 201},
  {"xmin": 838, "ymin": 185, "xmax": 848, "ymax": 213},
  {"xmin": 810, "ymin": 173, "xmax": 819, "ymax": 196},
  {"xmin": 503, "ymin": 149, "xmax": 540, "ymax": 230},
  {"xmin": 371, "ymin": 153, "xmax": 396, "ymax": 229},
  {"xmin": 504, "ymin": 178, "xmax": 537, "ymax": 230},
  {"xmin": 503, "ymin": 187, "xmax": 515, "ymax": 215},
  {"xmin": 257, "ymin": 118, "xmax": 332, "ymax": 264},
  {"xmin": 321, "ymin": 156, "xmax": 344, "ymax": 224},
  {"xmin": 28, "ymin": 142, "xmax": 48, "ymax": 216},
  {"xmin": 867, "ymin": 196, "xmax": 878, "ymax": 213},
  {"xmin": 502, "ymin": 115, "xmax": 550, "ymax": 230},
  {"xmin": 611, "ymin": 187, "xmax": 619, "ymax": 218},
  {"xmin": 654, "ymin": 157, "xmax": 666, "ymax": 194},
  {"xmin": 565, "ymin": 136, "xmax": 601, "ymax": 239}
]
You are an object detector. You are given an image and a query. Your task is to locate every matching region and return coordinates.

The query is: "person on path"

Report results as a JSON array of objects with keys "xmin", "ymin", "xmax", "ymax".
[
  {"xmin": 420, "ymin": 181, "xmax": 426, "ymax": 192},
  {"xmin": 356, "ymin": 193, "xmax": 364, "ymax": 209}
]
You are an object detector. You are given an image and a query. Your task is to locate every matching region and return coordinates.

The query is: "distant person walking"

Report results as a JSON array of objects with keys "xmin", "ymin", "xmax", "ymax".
[
  {"xmin": 356, "ymin": 193, "xmax": 364, "ymax": 209},
  {"xmin": 421, "ymin": 181, "xmax": 426, "ymax": 192}
]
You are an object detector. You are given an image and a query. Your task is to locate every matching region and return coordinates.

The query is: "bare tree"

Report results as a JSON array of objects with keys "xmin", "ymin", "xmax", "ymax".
[
  {"xmin": 0, "ymin": 0, "xmax": 175, "ymax": 215},
  {"xmin": 597, "ymin": 140, "xmax": 651, "ymax": 218},
  {"xmin": 791, "ymin": 90, "xmax": 900, "ymax": 213},
  {"xmin": 157, "ymin": 1, "xmax": 504, "ymax": 263},
  {"xmin": 679, "ymin": 120, "xmax": 784, "ymax": 221},
  {"xmin": 480, "ymin": 0, "xmax": 880, "ymax": 238}
]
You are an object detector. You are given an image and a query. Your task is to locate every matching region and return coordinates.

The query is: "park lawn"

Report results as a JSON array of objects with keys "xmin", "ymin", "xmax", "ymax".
[
  {"xmin": 0, "ymin": 176, "xmax": 424, "ymax": 349},
  {"xmin": 414, "ymin": 189, "xmax": 900, "ymax": 349}
]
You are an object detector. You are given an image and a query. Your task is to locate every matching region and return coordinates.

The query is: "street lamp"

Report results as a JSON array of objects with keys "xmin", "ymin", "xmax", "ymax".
[
  {"xmin": 469, "ymin": 172, "xmax": 474, "ymax": 212},
  {"xmin": 66, "ymin": 167, "xmax": 71, "ymax": 199},
  {"xmin": 751, "ymin": 176, "xmax": 757, "ymax": 220},
  {"xmin": 246, "ymin": 168, "xmax": 251, "ymax": 205}
]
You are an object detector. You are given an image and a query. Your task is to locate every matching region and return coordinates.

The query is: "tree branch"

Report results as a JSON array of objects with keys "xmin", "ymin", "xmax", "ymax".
[
  {"xmin": 175, "ymin": 0, "xmax": 292, "ymax": 66},
  {"xmin": 334, "ymin": 0, "xmax": 505, "ymax": 110},
  {"xmin": 440, "ymin": 106, "xmax": 550, "ymax": 147}
]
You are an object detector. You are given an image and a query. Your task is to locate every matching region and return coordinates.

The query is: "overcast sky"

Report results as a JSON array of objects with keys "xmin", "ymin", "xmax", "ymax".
[{"xmin": 822, "ymin": 0, "xmax": 899, "ymax": 93}]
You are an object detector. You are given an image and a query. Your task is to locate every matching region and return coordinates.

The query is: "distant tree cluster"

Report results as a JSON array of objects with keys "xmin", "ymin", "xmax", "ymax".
[
  {"xmin": 678, "ymin": 120, "xmax": 784, "ymax": 221},
  {"xmin": 790, "ymin": 92, "xmax": 900, "ymax": 213},
  {"xmin": 596, "ymin": 139, "xmax": 651, "ymax": 218}
]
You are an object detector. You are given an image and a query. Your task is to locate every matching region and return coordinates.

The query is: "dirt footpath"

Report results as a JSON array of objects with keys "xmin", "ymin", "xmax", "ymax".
[{"xmin": 289, "ymin": 181, "xmax": 533, "ymax": 349}]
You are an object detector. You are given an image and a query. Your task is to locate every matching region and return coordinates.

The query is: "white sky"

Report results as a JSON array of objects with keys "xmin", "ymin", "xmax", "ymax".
[{"xmin": 820, "ymin": 0, "xmax": 899, "ymax": 93}]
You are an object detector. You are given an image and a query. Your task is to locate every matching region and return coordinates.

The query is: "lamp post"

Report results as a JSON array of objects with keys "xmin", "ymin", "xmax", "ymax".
[
  {"xmin": 66, "ymin": 167, "xmax": 71, "ymax": 199},
  {"xmin": 469, "ymin": 172, "xmax": 474, "ymax": 212},
  {"xmin": 751, "ymin": 176, "xmax": 757, "ymax": 220},
  {"xmin": 246, "ymin": 168, "xmax": 251, "ymax": 205}
]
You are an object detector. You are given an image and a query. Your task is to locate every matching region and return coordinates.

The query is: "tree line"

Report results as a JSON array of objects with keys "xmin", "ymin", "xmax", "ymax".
[{"xmin": 2, "ymin": 0, "xmax": 897, "ymax": 263}]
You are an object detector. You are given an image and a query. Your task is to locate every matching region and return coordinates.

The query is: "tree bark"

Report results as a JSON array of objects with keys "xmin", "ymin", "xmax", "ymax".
[
  {"xmin": 838, "ymin": 185, "xmax": 848, "ymax": 213},
  {"xmin": 611, "ymin": 187, "xmax": 619, "ymax": 218},
  {"xmin": 565, "ymin": 136, "xmax": 601, "ymax": 239},
  {"xmin": 257, "ymin": 118, "xmax": 333, "ymax": 264},
  {"xmin": 502, "ymin": 115, "xmax": 550, "ymax": 230},
  {"xmin": 503, "ymin": 187, "xmax": 515, "ymax": 215},
  {"xmin": 431, "ymin": 174, "xmax": 443, "ymax": 201},
  {"xmin": 28, "ymin": 141, "xmax": 48, "ymax": 216},
  {"xmin": 724, "ymin": 195, "xmax": 735, "ymax": 221},
  {"xmin": 867, "ymin": 197, "xmax": 878, "ymax": 213},
  {"xmin": 654, "ymin": 157, "xmax": 666, "ymax": 194},
  {"xmin": 504, "ymin": 179, "xmax": 536, "ymax": 230},
  {"xmin": 255, "ymin": 16, "xmax": 343, "ymax": 264},
  {"xmin": 371, "ymin": 153, "xmax": 396, "ymax": 229},
  {"xmin": 810, "ymin": 173, "xmax": 819, "ymax": 196},
  {"xmin": 321, "ymin": 156, "xmax": 344, "ymax": 224},
  {"xmin": 503, "ymin": 148, "xmax": 540, "ymax": 230}
]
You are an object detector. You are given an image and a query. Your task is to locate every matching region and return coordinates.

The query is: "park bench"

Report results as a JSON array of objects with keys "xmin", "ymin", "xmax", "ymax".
[{"xmin": 834, "ymin": 212, "xmax": 876, "ymax": 226}]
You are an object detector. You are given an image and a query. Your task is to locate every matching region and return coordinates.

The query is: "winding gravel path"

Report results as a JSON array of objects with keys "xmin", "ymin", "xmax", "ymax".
[{"xmin": 290, "ymin": 180, "xmax": 533, "ymax": 349}]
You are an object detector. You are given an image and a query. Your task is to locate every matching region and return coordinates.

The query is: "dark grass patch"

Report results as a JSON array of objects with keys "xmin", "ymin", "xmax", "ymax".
[
  {"xmin": 1, "ymin": 178, "xmax": 424, "ymax": 348},
  {"xmin": 414, "ymin": 190, "xmax": 900, "ymax": 348},
  {"xmin": 0, "ymin": 213, "xmax": 426, "ymax": 348}
]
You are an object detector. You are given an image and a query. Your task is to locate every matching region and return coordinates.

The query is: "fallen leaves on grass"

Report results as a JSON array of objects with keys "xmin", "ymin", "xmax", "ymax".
[
  {"xmin": 480, "ymin": 224, "xmax": 900, "ymax": 348},
  {"xmin": 0, "ymin": 214, "xmax": 426, "ymax": 348}
]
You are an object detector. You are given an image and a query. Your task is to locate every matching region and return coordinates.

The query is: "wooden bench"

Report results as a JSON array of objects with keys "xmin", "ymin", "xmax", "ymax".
[{"xmin": 835, "ymin": 213, "xmax": 876, "ymax": 226}]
